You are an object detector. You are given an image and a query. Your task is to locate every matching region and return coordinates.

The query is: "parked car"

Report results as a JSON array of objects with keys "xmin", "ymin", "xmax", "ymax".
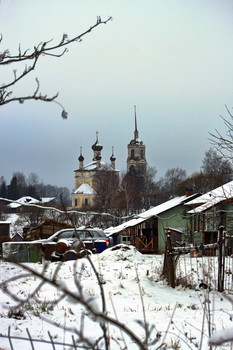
[{"xmin": 35, "ymin": 227, "xmax": 112, "ymax": 261}]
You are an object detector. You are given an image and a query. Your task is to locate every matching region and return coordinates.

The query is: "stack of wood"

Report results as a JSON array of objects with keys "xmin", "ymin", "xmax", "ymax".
[{"xmin": 24, "ymin": 219, "xmax": 73, "ymax": 241}]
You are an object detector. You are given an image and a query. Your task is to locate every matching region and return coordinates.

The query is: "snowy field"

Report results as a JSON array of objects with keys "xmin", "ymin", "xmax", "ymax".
[{"xmin": 0, "ymin": 245, "xmax": 233, "ymax": 350}]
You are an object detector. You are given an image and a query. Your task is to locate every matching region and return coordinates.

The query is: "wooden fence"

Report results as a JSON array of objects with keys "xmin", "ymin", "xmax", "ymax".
[{"xmin": 163, "ymin": 226, "xmax": 233, "ymax": 292}]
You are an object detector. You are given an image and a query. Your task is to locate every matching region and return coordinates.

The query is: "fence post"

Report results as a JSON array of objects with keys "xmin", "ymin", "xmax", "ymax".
[
  {"xmin": 168, "ymin": 233, "xmax": 176, "ymax": 288},
  {"xmin": 162, "ymin": 231, "xmax": 176, "ymax": 288},
  {"xmin": 217, "ymin": 226, "xmax": 225, "ymax": 292}
]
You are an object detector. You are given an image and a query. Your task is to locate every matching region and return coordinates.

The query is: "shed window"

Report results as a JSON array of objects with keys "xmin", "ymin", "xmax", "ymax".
[{"xmin": 121, "ymin": 236, "xmax": 131, "ymax": 244}]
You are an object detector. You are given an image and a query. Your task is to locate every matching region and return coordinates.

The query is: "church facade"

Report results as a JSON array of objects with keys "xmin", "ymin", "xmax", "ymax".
[
  {"xmin": 71, "ymin": 133, "xmax": 118, "ymax": 209},
  {"xmin": 71, "ymin": 107, "xmax": 147, "ymax": 209}
]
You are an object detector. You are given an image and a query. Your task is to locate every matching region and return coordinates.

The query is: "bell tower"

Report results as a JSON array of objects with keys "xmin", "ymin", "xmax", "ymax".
[{"xmin": 127, "ymin": 106, "xmax": 147, "ymax": 174}]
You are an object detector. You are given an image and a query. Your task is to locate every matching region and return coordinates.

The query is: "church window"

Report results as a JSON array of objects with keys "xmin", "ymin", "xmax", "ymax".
[
  {"xmin": 75, "ymin": 198, "xmax": 78, "ymax": 207},
  {"xmin": 129, "ymin": 165, "xmax": 135, "ymax": 174},
  {"xmin": 131, "ymin": 149, "xmax": 135, "ymax": 159},
  {"xmin": 85, "ymin": 198, "xmax": 89, "ymax": 206}
]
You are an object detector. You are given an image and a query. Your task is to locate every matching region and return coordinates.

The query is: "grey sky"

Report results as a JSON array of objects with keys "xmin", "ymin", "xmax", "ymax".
[{"xmin": 1, "ymin": 0, "xmax": 233, "ymax": 191}]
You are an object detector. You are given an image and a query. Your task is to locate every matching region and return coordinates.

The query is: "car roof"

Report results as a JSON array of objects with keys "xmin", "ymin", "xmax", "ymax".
[{"xmin": 50, "ymin": 227, "xmax": 104, "ymax": 237}]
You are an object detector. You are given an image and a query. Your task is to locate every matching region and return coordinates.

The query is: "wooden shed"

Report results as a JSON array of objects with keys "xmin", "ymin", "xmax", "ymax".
[{"xmin": 105, "ymin": 193, "xmax": 199, "ymax": 253}]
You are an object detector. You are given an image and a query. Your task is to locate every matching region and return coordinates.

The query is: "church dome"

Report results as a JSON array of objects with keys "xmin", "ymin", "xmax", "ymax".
[
  {"xmin": 92, "ymin": 141, "xmax": 103, "ymax": 152},
  {"xmin": 78, "ymin": 154, "xmax": 84, "ymax": 162},
  {"xmin": 92, "ymin": 132, "xmax": 103, "ymax": 152}
]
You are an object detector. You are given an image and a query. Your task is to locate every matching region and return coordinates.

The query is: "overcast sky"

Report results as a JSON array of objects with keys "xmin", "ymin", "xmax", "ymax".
[{"xmin": 1, "ymin": 0, "xmax": 233, "ymax": 191}]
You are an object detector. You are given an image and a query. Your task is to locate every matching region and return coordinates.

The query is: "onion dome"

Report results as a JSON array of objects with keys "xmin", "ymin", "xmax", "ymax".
[
  {"xmin": 78, "ymin": 147, "xmax": 84, "ymax": 161},
  {"xmin": 92, "ymin": 131, "xmax": 103, "ymax": 152},
  {"xmin": 78, "ymin": 154, "xmax": 84, "ymax": 162}
]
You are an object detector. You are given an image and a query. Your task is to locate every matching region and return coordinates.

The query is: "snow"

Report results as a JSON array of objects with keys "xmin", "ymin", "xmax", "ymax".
[
  {"xmin": 186, "ymin": 180, "xmax": 233, "ymax": 214},
  {"xmin": 40, "ymin": 197, "xmax": 56, "ymax": 203},
  {"xmin": 79, "ymin": 160, "xmax": 119, "ymax": 172},
  {"xmin": 83, "ymin": 160, "xmax": 107, "ymax": 170},
  {"xmin": 74, "ymin": 183, "xmax": 96, "ymax": 195},
  {"xmin": 2, "ymin": 214, "xmax": 21, "ymax": 237},
  {"xmin": 7, "ymin": 196, "xmax": 40, "ymax": 209},
  {"xmin": 139, "ymin": 195, "xmax": 188, "ymax": 218},
  {"xmin": 0, "ymin": 246, "xmax": 233, "ymax": 349},
  {"xmin": 209, "ymin": 327, "xmax": 233, "ymax": 346}
]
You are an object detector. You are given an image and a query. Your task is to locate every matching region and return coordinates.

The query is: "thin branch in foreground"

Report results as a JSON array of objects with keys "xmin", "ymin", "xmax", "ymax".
[{"xmin": 0, "ymin": 16, "xmax": 112, "ymax": 117}]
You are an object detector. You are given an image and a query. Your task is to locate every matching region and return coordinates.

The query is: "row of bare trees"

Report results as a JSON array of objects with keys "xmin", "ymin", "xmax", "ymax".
[
  {"xmin": 85, "ymin": 146, "xmax": 233, "ymax": 229},
  {"xmin": 2, "ymin": 145, "xmax": 231, "ymax": 222}
]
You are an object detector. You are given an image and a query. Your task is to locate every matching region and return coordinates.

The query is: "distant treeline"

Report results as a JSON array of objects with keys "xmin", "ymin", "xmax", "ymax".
[{"xmin": 0, "ymin": 172, "xmax": 70, "ymax": 205}]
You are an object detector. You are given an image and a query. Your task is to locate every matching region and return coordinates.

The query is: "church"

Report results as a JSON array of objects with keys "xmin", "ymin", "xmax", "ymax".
[
  {"xmin": 71, "ymin": 107, "xmax": 147, "ymax": 209},
  {"xmin": 127, "ymin": 106, "xmax": 147, "ymax": 175},
  {"xmin": 71, "ymin": 132, "xmax": 118, "ymax": 209}
]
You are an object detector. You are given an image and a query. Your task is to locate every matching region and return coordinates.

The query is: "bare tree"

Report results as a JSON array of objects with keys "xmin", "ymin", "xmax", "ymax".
[
  {"xmin": 176, "ymin": 148, "xmax": 233, "ymax": 196},
  {"xmin": 209, "ymin": 105, "xmax": 233, "ymax": 164},
  {"xmin": 120, "ymin": 172, "xmax": 143, "ymax": 214},
  {"xmin": 93, "ymin": 165, "xmax": 120, "ymax": 211},
  {"xmin": 0, "ymin": 16, "xmax": 112, "ymax": 117},
  {"xmin": 176, "ymin": 171, "xmax": 223, "ymax": 195},
  {"xmin": 201, "ymin": 148, "xmax": 233, "ymax": 183},
  {"xmin": 157, "ymin": 167, "xmax": 187, "ymax": 202},
  {"xmin": 143, "ymin": 166, "xmax": 158, "ymax": 207}
]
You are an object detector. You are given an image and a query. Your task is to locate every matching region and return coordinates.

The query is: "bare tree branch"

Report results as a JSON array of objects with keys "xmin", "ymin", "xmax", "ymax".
[
  {"xmin": 0, "ymin": 16, "xmax": 112, "ymax": 118},
  {"xmin": 209, "ymin": 105, "xmax": 233, "ymax": 164}
]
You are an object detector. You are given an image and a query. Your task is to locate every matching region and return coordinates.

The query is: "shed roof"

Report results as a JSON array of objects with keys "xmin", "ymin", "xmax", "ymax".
[
  {"xmin": 186, "ymin": 180, "xmax": 233, "ymax": 214},
  {"xmin": 105, "ymin": 194, "xmax": 196, "ymax": 236}
]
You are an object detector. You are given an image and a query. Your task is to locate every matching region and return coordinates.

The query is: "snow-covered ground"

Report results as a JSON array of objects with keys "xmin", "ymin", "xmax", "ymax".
[{"xmin": 0, "ymin": 245, "xmax": 233, "ymax": 349}]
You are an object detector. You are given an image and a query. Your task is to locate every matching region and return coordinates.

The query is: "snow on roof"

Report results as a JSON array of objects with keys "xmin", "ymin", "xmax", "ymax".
[
  {"xmin": 7, "ymin": 196, "xmax": 40, "ymax": 208},
  {"xmin": 3, "ymin": 214, "xmax": 19, "ymax": 225},
  {"xmin": 186, "ymin": 180, "xmax": 233, "ymax": 214},
  {"xmin": 81, "ymin": 161, "xmax": 119, "ymax": 172},
  {"xmin": 105, "ymin": 195, "xmax": 194, "ymax": 236},
  {"xmin": 40, "ymin": 197, "xmax": 56, "ymax": 203},
  {"xmin": 138, "ymin": 195, "xmax": 188, "ymax": 219},
  {"xmin": 83, "ymin": 161, "xmax": 106, "ymax": 171},
  {"xmin": 105, "ymin": 216, "xmax": 147, "ymax": 236},
  {"xmin": 74, "ymin": 183, "xmax": 96, "ymax": 195}
]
